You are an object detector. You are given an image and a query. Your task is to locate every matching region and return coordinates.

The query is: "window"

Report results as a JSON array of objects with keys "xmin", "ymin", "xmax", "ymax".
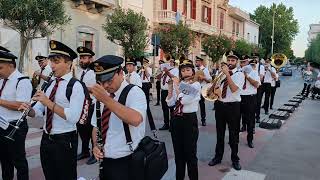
[
  {"xmin": 254, "ymin": 36, "xmax": 257, "ymax": 44},
  {"xmin": 201, "ymin": 6, "xmax": 212, "ymax": 24},
  {"xmin": 236, "ymin": 23, "xmax": 239, "ymax": 36},
  {"xmin": 162, "ymin": 0, "xmax": 167, "ymax": 10},
  {"xmin": 183, "ymin": 0, "xmax": 187, "ymax": 16},
  {"xmin": 247, "ymin": 33, "xmax": 250, "ymax": 41},
  {"xmin": 78, "ymin": 32, "xmax": 93, "ymax": 50},
  {"xmin": 191, "ymin": 0, "xmax": 196, "ymax": 20},
  {"xmin": 172, "ymin": 0, "xmax": 177, "ymax": 12},
  {"xmin": 232, "ymin": 21, "xmax": 236, "ymax": 34},
  {"xmin": 219, "ymin": 12, "xmax": 224, "ymax": 29}
]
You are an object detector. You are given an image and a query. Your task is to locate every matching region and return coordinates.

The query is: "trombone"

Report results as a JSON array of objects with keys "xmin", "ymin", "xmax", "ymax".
[{"xmin": 4, "ymin": 72, "xmax": 54, "ymax": 141}]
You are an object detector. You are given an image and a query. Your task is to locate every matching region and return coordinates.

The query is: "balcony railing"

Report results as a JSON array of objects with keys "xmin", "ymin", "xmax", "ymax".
[{"xmin": 154, "ymin": 10, "xmax": 215, "ymax": 35}]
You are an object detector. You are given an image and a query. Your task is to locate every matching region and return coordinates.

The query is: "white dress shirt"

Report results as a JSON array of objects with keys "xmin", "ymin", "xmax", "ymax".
[
  {"xmin": 220, "ymin": 68, "xmax": 245, "ymax": 102},
  {"xmin": 39, "ymin": 64, "xmax": 52, "ymax": 88},
  {"xmin": 0, "ymin": 70, "xmax": 32, "ymax": 122},
  {"xmin": 241, "ymin": 68, "xmax": 260, "ymax": 95},
  {"xmin": 76, "ymin": 68, "xmax": 96, "ymax": 87},
  {"xmin": 195, "ymin": 66, "xmax": 212, "ymax": 87},
  {"xmin": 127, "ymin": 71, "xmax": 142, "ymax": 88},
  {"xmin": 263, "ymin": 66, "xmax": 276, "ymax": 83},
  {"xmin": 257, "ymin": 63, "xmax": 265, "ymax": 78},
  {"xmin": 166, "ymin": 81, "xmax": 201, "ymax": 113},
  {"xmin": 271, "ymin": 73, "xmax": 279, "ymax": 87},
  {"xmin": 33, "ymin": 73, "xmax": 85, "ymax": 134},
  {"xmin": 139, "ymin": 67, "xmax": 152, "ymax": 83},
  {"xmin": 161, "ymin": 67, "xmax": 179, "ymax": 90},
  {"xmin": 91, "ymin": 80, "xmax": 147, "ymax": 159}
]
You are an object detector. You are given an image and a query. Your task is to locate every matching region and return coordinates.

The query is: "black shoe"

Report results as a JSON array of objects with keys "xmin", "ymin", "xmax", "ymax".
[
  {"xmin": 270, "ymin": 107, "xmax": 273, "ymax": 110},
  {"xmin": 201, "ymin": 121, "xmax": 207, "ymax": 126},
  {"xmin": 253, "ymin": 129, "xmax": 255, "ymax": 134},
  {"xmin": 154, "ymin": 103, "xmax": 160, "ymax": 106},
  {"xmin": 86, "ymin": 155, "xmax": 97, "ymax": 165},
  {"xmin": 265, "ymin": 111, "xmax": 269, "ymax": 115},
  {"xmin": 77, "ymin": 153, "xmax": 90, "ymax": 160},
  {"xmin": 240, "ymin": 126, "xmax": 246, "ymax": 132},
  {"xmin": 208, "ymin": 158, "xmax": 221, "ymax": 166},
  {"xmin": 248, "ymin": 142, "xmax": 254, "ymax": 148},
  {"xmin": 256, "ymin": 118, "xmax": 260, "ymax": 123},
  {"xmin": 232, "ymin": 161, "xmax": 241, "ymax": 170},
  {"xmin": 159, "ymin": 124, "xmax": 169, "ymax": 130}
]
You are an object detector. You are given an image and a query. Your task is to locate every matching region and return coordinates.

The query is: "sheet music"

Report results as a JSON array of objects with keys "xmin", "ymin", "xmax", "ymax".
[{"xmin": 179, "ymin": 82, "xmax": 198, "ymax": 96}]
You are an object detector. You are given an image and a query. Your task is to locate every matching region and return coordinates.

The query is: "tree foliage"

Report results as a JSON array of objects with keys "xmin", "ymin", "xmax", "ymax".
[
  {"xmin": 202, "ymin": 34, "xmax": 232, "ymax": 62},
  {"xmin": 251, "ymin": 3, "xmax": 299, "ymax": 57},
  {"xmin": 103, "ymin": 8, "xmax": 148, "ymax": 59},
  {"xmin": 305, "ymin": 34, "xmax": 320, "ymax": 64},
  {"xmin": 157, "ymin": 21, "xmax": 194, "ymax": 58},
  {"xmin": 0, "ymin": 0, "xmax": 71, "ymax": 72},
  {"xmin": 233, "ymin": 39, "xmax": 252, "ymax": 56}
]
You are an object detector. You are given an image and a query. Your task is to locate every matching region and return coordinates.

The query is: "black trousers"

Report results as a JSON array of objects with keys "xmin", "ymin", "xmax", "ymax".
[
  {"xmin": 302, "ymin": 83, "xmax": 311, "ymax": 96},
  {"xmin": 0, "ymin": 120, "xmax": 29, "ymax": 180},
  {"xmin": 156, "ymin": 81, "xmax": 161, "ymax": 104},
  {"xmin": 270, "ymin": 86, "xmax": 277, "ymax": 108},
  {"xmin": 40, "ymin": 131, "xmax": 78, "ymax": 180},
  {"xmin": 262, "ymin": 83, "xmax": 272, "ymax": 113},
  {"xmin": 199, "ymin": 95, "xmax": 206, "ymax": 122},
  {"xmin": 255, "ymin": 86, "xmax": 263, "ymax": 119},
  {"xmin": 170, "ymin": 113, "xmax": 199, "ymax": 180},
  {"xmin": 214, "ymin": 101, "xmax": 241, "ymax": 162},
  {"xmin": 77, "ymin": 123, "xmax": 93, "ymax": 155},
  {"xmin": 142, "ymin": 82, "xmax": 154, "ymax": 124},
  {"xmin": 161, "ymin": 90, "xmax": 174, "ymax": 126},
  {"xmin": 101, "ymin": 155, "xmax": 134, "ymax": 180},
  {"xmin": 240, "ymin": 95, "xmax": 256, "ymax": 143}
]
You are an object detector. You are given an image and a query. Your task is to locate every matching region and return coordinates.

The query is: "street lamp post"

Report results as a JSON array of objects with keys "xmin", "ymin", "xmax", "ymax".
[{"xmin": 271, "ymin": 10, "xmax": 275, "ymax": 55}]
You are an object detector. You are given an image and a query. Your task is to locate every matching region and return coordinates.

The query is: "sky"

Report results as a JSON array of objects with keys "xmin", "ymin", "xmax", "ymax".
[{"xmin": 229, "ymin": 0, "xmax": 320, "ymax": 57}]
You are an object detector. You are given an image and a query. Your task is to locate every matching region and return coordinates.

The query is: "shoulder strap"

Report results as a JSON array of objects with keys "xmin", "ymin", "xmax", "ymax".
[
  {"xmin": 16, "ymin": 76, "xmax": 29, "ymax": 89},
  {"xmin": 66, "ymin": 78, "xmax": 78, "ymax": 101}
]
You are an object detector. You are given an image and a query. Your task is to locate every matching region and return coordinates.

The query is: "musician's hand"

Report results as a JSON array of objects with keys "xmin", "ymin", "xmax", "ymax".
[
  {"xmin": 163, "ymin": 67, "xmax": 169, "ymax": 73},
  {"xmin": 198, "ymin": 75, "xmax": 205, "ymax": 81},
  {"xmin": 221, "ymin": 64, "xmax": 229, "ymax": 76},
  {"xmin": 244, "ymin": 72, "xmax": 248, "ymax": 78},
  {"xmin": 32, "ymin": 90, "xmax": 50, "ymax": 105},
  {"xmin": 33, "ymin": 71, "xmax": 41, "ymax": 76},
  {"xmin": 88, "ymin": 84, "xmax": 109, "ymax": 103},
  {"xmin": 18, "ymin": 102, "xmax": 31, "ymax": 112},
  {"xmin": 93, "ymin": 146, "xmax": 104, "ymax": 160}
]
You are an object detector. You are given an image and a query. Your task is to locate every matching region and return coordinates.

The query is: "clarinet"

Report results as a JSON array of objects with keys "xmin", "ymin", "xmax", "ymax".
[
  {"xmin": 5, "ymin": 72, "xmax": 54, "ymax": 141},
  {"xmin": 96, "ymin": 101, "xmax": 104, "ymax": 179}
]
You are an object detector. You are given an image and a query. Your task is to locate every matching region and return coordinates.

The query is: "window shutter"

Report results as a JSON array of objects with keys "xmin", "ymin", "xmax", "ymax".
[
  {"xmin": 172, "ymin": 0, "xmax": 177, "ymax": 12},
  {"xmin": 191, "ymin": 0, "xmax": 196, "ymax": 19},
  {"xmin": 207, "ymin": 7, "xmax": 212, "ymax": 25},
  {"xmin": 162, "ymin": 0, "xmax": 167, "ymax": 10}
]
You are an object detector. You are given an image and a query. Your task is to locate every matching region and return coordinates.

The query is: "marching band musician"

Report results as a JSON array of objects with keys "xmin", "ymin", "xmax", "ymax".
[
  {"xmin": 239, "ymin": 56, "xmax": 261, "ymax": 148},
  {"xmin": 34, "ymin": 55, "xmax": 52, "ymax": 89},
  {"xmin": 159, "ymin": 55, "xmax": 179, "ymax": 130},
  {"xmin": 155, "ymin": 60, "xmax": 165, "ymax": 106},
  {"xmin": 125, "ymin": 58, "xmax": 142, "ymax": 88},
  {"xmin": 270, "ymin": 69, "xmax": 279, "ymax": 110},
  {"xmin": 19, "ymin": 40, "xmax": 85, "ymax": 180},
  {"xmin": 89, "ymin": 55, "xmax": 147, "ymax": 180},
  {"xmin": 261, "ymin": 58, "xmax": 276, "ymax": 115},
  {"xmin": 195, "ymin": 56, "xmax": 212, "ymax": 126},
  {"xmin": 208, "ymin": 50, "xmax": 244, "ymax": 171},
  {"xmin": 0, "ymin": 46, "xmax": 32, "ymax": 180},
  {"xmin": 75, "ymin": 46, "xmax": 97, "ymax": 165},
  {"xmin": 166, "ymin": 59, "xmax": 201, "ymax": 180},
  {"xmin": 253, "ymin": 53, "xmax": 265, "ymax": 123},
  {"xmin": 138, "ymin": 57, "xmax": 155, "ymax": 129}
]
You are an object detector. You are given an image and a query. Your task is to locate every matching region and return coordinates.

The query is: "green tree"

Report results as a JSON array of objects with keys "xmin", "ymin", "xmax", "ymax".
[
  {"xmin": 157, "ymin": 21, "xmax": 194, "ymax": 58},
  {"xmin": 233, "ymin": 39, "xmax": 252, "ymax": 56},
  {"xmin": 305, "ymin": 34, "xmax": 320, "ymax": 64},
  {"xmin": 0, "ymin": 0, "xmax": 71, "ymax": 72},
  {"xmin": 103, "ymin": 8, "xmax": 148, "ymax": 59},
  {"xmin": 202, "ymin": 34, "xmax": 232, "ymax": 62},
  {"xmin": 251, "ymin": 3, "xmax": 299, "ymax": 57}
]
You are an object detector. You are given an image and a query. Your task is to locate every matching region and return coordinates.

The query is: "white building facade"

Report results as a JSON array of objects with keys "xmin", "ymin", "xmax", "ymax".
[
  {"xmin": 244, "ymin": 20, "xmax": 259, "ymax": 45},
  {"xmin": 308, "ymin": 23, "xmax": 320, "ymax": 42}
]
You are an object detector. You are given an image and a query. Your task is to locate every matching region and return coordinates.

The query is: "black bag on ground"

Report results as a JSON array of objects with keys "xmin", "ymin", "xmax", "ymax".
[{"xmin": 118, "ymin": 84, "xmax": 168, "ymax": 180}]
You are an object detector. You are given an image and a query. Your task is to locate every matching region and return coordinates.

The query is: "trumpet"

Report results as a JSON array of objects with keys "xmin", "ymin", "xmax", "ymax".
[
  {"xmin": 4, "ymin": 72, "xmax": 54, "ymax": 141},
  {"xmin": 201, "ymin": 63, "xmax": 228, "ymax": 102}
]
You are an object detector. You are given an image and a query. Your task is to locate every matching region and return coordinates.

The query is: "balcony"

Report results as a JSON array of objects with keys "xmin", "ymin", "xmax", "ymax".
[
  {"xmin": 154, "ymin": 10, "xmax": 185, "ymax": 24},
  {"xmin": 217, "ymin": 29, "xmax": 244, "ymax": 40},
  {"xmin": 72, "ymin": 0, "xmax": 115, "ymax": 13},
  {"xmin": 185, "ymin": 19, "xmax": 215, "ymax": 35},
  {"xmin": 228, "ymin": 6, "xmax": 250, "ymax": 21}
]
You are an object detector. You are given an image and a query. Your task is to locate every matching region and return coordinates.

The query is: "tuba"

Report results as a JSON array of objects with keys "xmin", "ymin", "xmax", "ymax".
[{"xmin": 271, "ymin": 53, "xmax": 287, "ymax": 70}]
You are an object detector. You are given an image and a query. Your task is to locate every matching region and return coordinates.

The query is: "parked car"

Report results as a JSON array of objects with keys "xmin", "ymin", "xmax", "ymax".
[{"xmin": 282, "ymin": 67, "xmax": 293, "ymax": 76}]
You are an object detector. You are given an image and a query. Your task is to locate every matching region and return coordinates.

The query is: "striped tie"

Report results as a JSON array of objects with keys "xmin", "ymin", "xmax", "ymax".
[
  {"xmin": 80, "ymin": 71, "xmax": 86, "ymax": 82},
  {"xmin": 221, "ymin": 71, "xmax": 233, "ymax": 98},
  {"xmin": 162, "ymin": 73, "xmax": 167, "ymax": 85},
  {"xmin": 101, "ymin": 93, "xmax": 115, "ymax": 144},
  {"xmin": 173, "ymin": 97, "xmax": 183, "ymax": 116},
  {"xmin": 0, "ymin": 79, "xmax": 8, "ymax": 97},
  {"xmin": 243, "ymin": 79, "xmax": 247, "ymax": 90},
  {"xmin": 46, "ymin": 78, "xmax": 62, "ymax": 133}
]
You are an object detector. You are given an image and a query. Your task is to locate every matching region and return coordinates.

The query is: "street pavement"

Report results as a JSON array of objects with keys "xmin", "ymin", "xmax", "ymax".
[{"xmin": 2, "ymin": 68, "xmax": 320, "ymax": 180}]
